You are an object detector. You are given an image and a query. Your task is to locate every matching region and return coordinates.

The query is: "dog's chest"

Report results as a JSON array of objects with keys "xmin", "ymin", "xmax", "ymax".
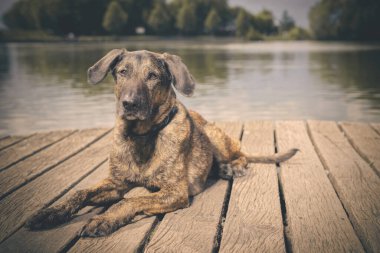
[{"xmin": 110, "ymin": 137, "xmax": 175, "ymax": 187}]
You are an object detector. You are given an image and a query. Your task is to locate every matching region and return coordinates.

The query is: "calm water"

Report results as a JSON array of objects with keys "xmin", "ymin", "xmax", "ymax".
[{"xmin": 1, "ymin": 40, "xmax": 380, "ymax": 135}]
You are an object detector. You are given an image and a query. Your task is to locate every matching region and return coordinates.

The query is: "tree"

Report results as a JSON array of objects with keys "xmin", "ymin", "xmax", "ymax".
[
  {"xmin": 204, "ymin": 8, "xmax": 221, "ymax": 34},
  {"xmin": 176, "ymin": 1, "xmax": 197, "ymax": 35},
  {"xmin": 3, "ymin": 0, "xmax": 42, "ymax": 30},
  {"xmin": 254, "ymin": 9, "xmax": 276, "ymax": 35},
  {"xmin": 245, "ymin": 27, "xmax": 262, "ymax": 41},
  {"xmin": 102, "ymin": 1, "xmax": 128, "ymax": 35},
  {"xmin": 235, "ymin": 9, "xmax": 251, "ymax": 37},
  {"xmin": 309, "ymin": 0, "xmax": 380, "ymax": 40},
  {"xmin": 279, "ymin": 10, "xmax": 295, "ymax": 33},
  {"xmin": 147, "ymin": 2, "xmax": 173, "ymax": 34}
]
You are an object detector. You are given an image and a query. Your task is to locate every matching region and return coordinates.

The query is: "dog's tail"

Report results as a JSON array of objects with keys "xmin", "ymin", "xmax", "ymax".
[{"xmin": 246, "ymin": 148, "xmax": 299, "ymax": 164}]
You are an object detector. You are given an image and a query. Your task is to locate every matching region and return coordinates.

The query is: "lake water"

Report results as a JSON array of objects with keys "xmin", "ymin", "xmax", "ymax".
[{"xmin": 1, "ymin": 40, "xmax": 380, "ymax": 135}]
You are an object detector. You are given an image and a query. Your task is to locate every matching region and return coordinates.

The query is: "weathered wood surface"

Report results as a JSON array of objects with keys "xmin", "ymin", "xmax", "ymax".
[
  {"xmin": 275, "ymin": 121, "xmax": 364, "ymax": 253},
  {"xmin": 0, "ymin": 135, "xmax": 28, "ymax": 151},
  {"xmin": 308, "ymin": 120, "xmax": 380, "ymax": 253},
  {"xmin": 371, "ymin": 123, "xmax": 380, "ymax": 134},
  {"xmin": 219, "ymin": 121, "xmax": 285, "ymax": 253},
  {"xmin": 68, "ymin": 189, "xmax": 156, "ymax": 253},
  {"xmin": 340, "ymin": 122, "xmax": 380, "ymax": 176},
  {"xmin": 144, "ymin": 123, "xmax": 240, "ymax": 253},
  {"xmin": 0, "ymin": 121, "xmax": 379, "ymax": 252},
  {"xmin": 0, "ymin": 130, "xmax": 73, "ymax": 171},
  {"xmin": 0, "ymin": 162, "xmax": 109, "ymax": 253},
  {"xmin": 0, "ymin": 128, "xmax": 109, "ymax": 199},
  {"xmin": 0, "ymin": 132, "xmax": 112, "ymax": 243},
  {"xmin": 144, "ymin": 122, "xmax": 242, "ymax": 253}
]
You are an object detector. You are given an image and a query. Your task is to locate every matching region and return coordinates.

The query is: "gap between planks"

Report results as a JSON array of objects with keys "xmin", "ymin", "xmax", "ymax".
[
  {"xmin": 338, "ymin": 122, "xmax": 380, "ymax": 177},
  {"xmin": 276, "ymin": 121, "xmax": 364, "ymax": 253},
  {"xmin": 0, "ymin": 132, "xmax": 113, "ymax": 244},
  {"xmin": 307, "ymin": 120, "xmax": 380, "ymax": 253},
  {"xmin": 219, "ymin": 121, "xmax": 286, "ymax": 253},
  {"xmin": 0, "ymin": 130, "xmax": 76, "ymax": 173},
  {"xmin": 0, "ymin": 128, "xmax": 111, "ymax": 201}
]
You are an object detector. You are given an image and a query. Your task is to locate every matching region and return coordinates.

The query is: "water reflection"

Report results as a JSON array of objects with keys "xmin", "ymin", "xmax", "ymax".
[
  {"xmin": 0, "ymin": 41, "xmax": 379, "ymax": 135},
  {"xmin": 309, "ymin": 51, "xmax": 380, "ymax": 111}
]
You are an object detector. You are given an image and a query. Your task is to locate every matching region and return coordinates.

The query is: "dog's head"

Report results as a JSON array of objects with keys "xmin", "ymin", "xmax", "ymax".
[{"xmin": 88, "ymin": 49, "xmax": 195, "ymax": 121}]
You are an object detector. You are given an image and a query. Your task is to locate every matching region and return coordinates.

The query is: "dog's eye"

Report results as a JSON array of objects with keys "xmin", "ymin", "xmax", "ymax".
[
  {"xmin": 147, "ymin": 72, "xmax": 158, "ymax": 80},
  {"xmin": 119, "ymin": 69, "xmax": 127, "ymax": 75}
]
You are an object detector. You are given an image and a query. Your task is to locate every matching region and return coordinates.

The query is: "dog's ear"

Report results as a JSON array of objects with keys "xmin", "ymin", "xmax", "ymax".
[
  {"xmin": 87, "ymin": 49, "xmax": 126, "ymax": 85},
  {"xmin": 162, "ymin": 53, "xmax": 195, "ymax": 96}
]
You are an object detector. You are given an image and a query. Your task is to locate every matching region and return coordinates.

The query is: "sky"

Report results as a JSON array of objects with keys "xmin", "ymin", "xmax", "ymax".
[{"xmin": 0, "ymin": 0, "xmax": 319, "ymax": 29}]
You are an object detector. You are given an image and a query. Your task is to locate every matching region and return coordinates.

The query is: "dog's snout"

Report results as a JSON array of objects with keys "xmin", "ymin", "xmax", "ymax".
[{"xmin": 122, "ymin": 100, "xmax": 139, "ymax": 111}]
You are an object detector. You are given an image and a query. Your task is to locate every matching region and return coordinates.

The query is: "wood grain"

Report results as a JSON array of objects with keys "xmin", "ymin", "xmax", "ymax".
[
  {"xmin": 0, "ymin": 135, "xmax": 29, "ymax": 151},
  {"xmin": 219, "ymin": 121, "xmax": 285, "ymax": 253},
  {"xmin": 340, "ymin": 122, "xmax": 380, "ymax": 175},
  {"xmin": 308, "ymin": 120, "xmax": 380, "ymax": 253},
  {"xmin": 276, "ymin": 121, "xmax": 364, "ymax": 253},
  {"xmin": 0, "ymin": 128, "xmax": 109, "ymax": 199},
  {"xmin": 370, "ymin": 123, "xmax": 380, "ymax": 135},
  {"xmin": 0, "ymin": 130, "xmax": 73, "ymax": 171},
  {"xmin": 144, "ymin": 122, "xmax": 242, "ymax": 253},
  {"xmin": 0, "ymin": 132, "xmax": 112, "ymax": 243},
  {"xmin": 0, "ymin": 162, "xmax": 109, "ymax": 253},
  {"xmin": 68, "ymin": 188, "xmax": 156, "ymax": 253}
]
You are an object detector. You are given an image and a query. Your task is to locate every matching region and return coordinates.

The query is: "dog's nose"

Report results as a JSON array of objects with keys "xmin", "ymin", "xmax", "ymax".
[{"xmin": 122, "ymin": 100, "xmax": 139, "ymax": 111}]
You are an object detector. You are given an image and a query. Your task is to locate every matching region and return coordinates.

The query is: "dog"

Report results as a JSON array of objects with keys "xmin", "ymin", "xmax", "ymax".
[{"xmin": 26, "ymin": 49, "xmax": 298, "ymax": 237}]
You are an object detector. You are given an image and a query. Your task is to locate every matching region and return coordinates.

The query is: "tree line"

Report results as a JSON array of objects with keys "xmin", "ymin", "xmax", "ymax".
[
  {"xmin": 2, "ymin": 0, "xmax": 306, "ymax": 40},
  {"xmin": 309, "ymin": 0, "xmax": 380, "ymax": 40},
  {"xmin": 3, "ymin": 0, "xmax": 378, "ymax": 40}
]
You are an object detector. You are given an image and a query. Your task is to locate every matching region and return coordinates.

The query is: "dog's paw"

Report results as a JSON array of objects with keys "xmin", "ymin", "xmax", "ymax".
[
  {"xmin": 219, "ymin": 163, "xmax": 247, "ymax": 179},
  {"xmin": 81, "ymin": 215, "xmax": 119, "ymax": 237},
  {"xmin": 25, "ymin": 206, "xmax": 72, "ymax": 230}
]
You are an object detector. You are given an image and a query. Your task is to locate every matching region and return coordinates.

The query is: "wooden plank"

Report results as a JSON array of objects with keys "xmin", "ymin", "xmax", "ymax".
[
  {"xmin": 371, "ymin": 123, "xmax": 380, "ymax": 135},
  {"xmin": 1, "ymin": 161, "xmax": 158, "ymax": 253},
  {"xmin": 0, "ymin": 162, "xmax": 109, "ymax": 253},
  {"xmin": 0, "ymin": 130, "xmax": 74, "ymax": 171},
  {"xmin": 144, "ymin": 122, "xmax": 242, "ymax": 253},
  {"xmin": 0, "ymin": 135, "xmax": 29, "ymax": 151},
  {"xmin": 340, "ymin": 122, "xmax": 380, "ymax": 175},
  {"xmin": 0, "ymin": 132, "xmax": 112, "ymax": 243},
  {"xmin": 0, "ymin": 128, "xmax": 110, "ymax": 199},
  {"xmin": 308, "ymin": 120, "xmax": 380, "ymax": 253},
  {"xmin": 67, "ymin": 188, "xmax": 156, "ymax": 253},
  {"xmin": 219, "ymin": 121, "xmax": 285, "ymax": 253},
  {"xmin": 275, "ymin": 121, "xmax": 364, "ymax": 253}
]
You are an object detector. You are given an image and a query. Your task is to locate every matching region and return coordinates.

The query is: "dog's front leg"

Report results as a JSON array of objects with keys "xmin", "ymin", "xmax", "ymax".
[
  {"xmin": 26, "ymin": 178, "xmax": 132, "ymax": 229},
  {"xmin": 81, "ymin": 183, "xmax": 189, "ymax": 237}
]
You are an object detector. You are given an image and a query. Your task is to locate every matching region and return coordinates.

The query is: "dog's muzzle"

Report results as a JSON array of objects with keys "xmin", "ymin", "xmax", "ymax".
[{"xmin": 120, "ymin": 97, "xmax": 150, "ymax": 121}]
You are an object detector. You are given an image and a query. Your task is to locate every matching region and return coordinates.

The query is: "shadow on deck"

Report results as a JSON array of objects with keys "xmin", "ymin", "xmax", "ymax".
[{"xmin": 0, "ymin": 121, "xmax": 379, "ymax": 253}]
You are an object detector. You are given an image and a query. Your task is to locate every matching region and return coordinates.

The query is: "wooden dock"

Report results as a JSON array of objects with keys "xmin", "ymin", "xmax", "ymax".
[{"xmin": 0, "ymin": 121, "xmax": 379, "ymax": 253}]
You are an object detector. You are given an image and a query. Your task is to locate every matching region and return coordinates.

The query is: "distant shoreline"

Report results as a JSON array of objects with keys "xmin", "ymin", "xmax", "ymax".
[{"xmin": 1, "ymin": 31, "xmax": 379, "ymax": 44}]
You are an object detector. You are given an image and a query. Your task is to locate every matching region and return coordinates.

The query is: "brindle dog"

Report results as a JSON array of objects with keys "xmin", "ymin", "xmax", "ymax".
[{"xmin": 26, "ymin": 49, "xmax": 298, "ymax": 237}]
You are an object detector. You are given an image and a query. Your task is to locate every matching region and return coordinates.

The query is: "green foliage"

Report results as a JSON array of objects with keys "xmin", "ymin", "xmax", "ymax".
[
  {"xmin": 279, "ymin": 11, "xmax": 295, "ymax": 33},
  {"xmin": 119, "ymin": 0, "xmax": 154, "ymax": 34},
  {"xmin": 204, "ymin": 8, "xmax": 222, "ymax": 34},
  {"xmin": 309, "ymin": 0, "xmax": 380, "ymax": 40},
  {"xmin": 102, "ymin": 1, "xmax": 128, "ymax": 35},
  {"xmin": 147, "ymin": 2, "xmax": 173, "ymax": 34},
  {"xmin": 3, "ymin": 0, "xmax": 109, "ymax": 35},
  {"xmin": 235, "ymin": 9, "xmax": 251, "ymax": 37},
  {"xmin": 3, "ymin": 0, "xmax": 43, "ymax": 30},
  {"xmin": 245, "ymin": 27, "xmax": 262, "ymax": 41},
  {"xmin": 176, "ymin": 2, "xmax": 197, "ymax": 35},
  {"xmin": 7, "ymin": 0, "xmax": 361, "ymax": 41},
  {"xmin": 253, "ymin": 9, "xmax": 276, "ymax": 35},
  {"xmin": 287, "ymin": 27, "xmax": 310, "ymax": 40}
]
